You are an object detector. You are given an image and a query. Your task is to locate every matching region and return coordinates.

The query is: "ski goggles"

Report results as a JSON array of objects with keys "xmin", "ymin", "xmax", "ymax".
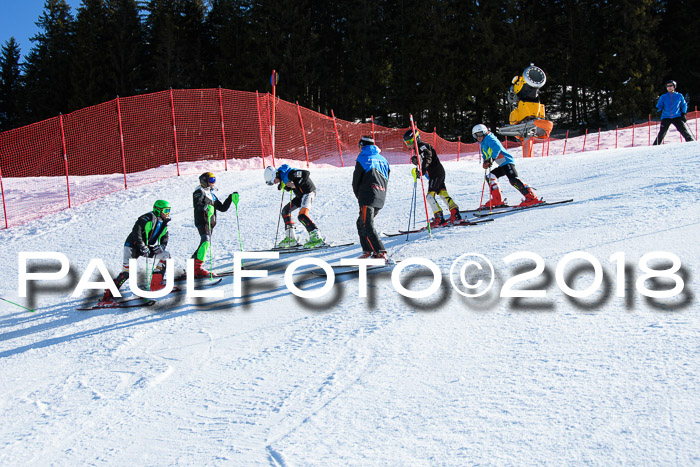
[
  {"xmin": 206, "ymin": 176, "xmax": 216, "ymax": 184},
  {"xmin": 161, "ymin": 207, "xmax": 171, "ymax": 215},
  {"xmin": 403, "ymin": 136, "xmax": 415, "ymax": 146}
]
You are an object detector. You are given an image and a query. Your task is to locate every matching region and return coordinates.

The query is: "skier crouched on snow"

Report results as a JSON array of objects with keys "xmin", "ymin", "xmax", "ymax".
[
  {"xmin": 264, "ymin": 164, "xmax": 324, "ymax": 249},
  {"xmin": 100, "ymin": 200, "xmax": 172, "ymax": 304},
  {"xmin": 192, "ymin": 172, "xmax": 233, "ymax": 277},
  {"xmin": 472, "ymin": 124, "xmax": 541, "ymax": 208},
  {"xmin": 403, "ymin": 129, "xmax": 461, "ymax": 227},
  {"xmin": 353, "ymin": 136, "xmax": 391, "ymax": 262},
  {"xmin": 652, "ymin": 80, "xmax": 694, "ymax": 145}
]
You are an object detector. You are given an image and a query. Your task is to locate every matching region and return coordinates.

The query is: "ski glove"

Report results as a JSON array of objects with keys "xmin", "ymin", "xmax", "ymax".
[
  {"xmin": 410, "ymin": 155, "xmax": 419, "ymax": 166},
  {"xmin": 483, "ymin": 159, "xmax": 493, "ymax": 169},
  {"xmin": 150, "ymin": 245, "xmax": 164, "ymax": 255},
  {"xmin": 411, "ymin": 167, "xmax": 421, "ymax": 179},
  {"xmin": 139, "ymin": 245, "xmax": 150, "ymax": 257}
]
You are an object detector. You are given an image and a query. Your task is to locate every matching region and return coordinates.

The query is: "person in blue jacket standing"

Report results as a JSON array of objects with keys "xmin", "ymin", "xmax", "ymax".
[
  {"xmin": 653, "ymin": 80, "xmax": 694, "ymax": 145},
  {"xmin": 352, "ymin": 136, "xmax": 391, "ymax": 262},
  {"xmin": 472, "ymin": 124, "xmax": 541, "ymax": 208}
]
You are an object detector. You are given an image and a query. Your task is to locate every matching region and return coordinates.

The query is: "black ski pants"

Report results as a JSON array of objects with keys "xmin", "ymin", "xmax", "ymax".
[
  {"xmin": 357, "ymin": 205, "xmax": 386, "ymax": 254},
  {"xmin": 653, "ymin": 117, "xmax": 695, "ymax": 145}
]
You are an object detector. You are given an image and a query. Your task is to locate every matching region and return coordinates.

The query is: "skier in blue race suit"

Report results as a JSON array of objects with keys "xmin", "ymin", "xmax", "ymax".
[
  {"xmin": 472, "ymin": 124, "xmax": 541, "ymax": 208},
  {"xmin": 653, "ymin": 80, "xmax": 694, "ymax": 145}
]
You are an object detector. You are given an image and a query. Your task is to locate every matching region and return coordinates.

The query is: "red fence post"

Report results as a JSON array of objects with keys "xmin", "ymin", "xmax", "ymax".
[
  {"xmin": 582, "ymin": 128, "xmax": 588, "ymax": 152},
  {"xmin": 255, "ymin": 91, "xmax": 268, "ymax": 168},
  {"xmin": 615, "ymin": 125, "xmax": 618, "ymax": 148},
  {"xmin": 218, "ymin": 86, "xmax": 229, "ymax": 171},
  {"xmin": 371, "ymin": 116, "xmax": 376, "ymax": 141},
  {"xmin": 546, "ymin": 136, "xmax": 550, "ymax": 156},
  {"xmin": 59, "ymin": 113, "xmax": 72, "ymax": 208},
  {"xmin": 331, "ymin": 110, "xmax": 344, "ymax": 167},
  {"xmin": 116, "ymin": 96, "xmax": 128, "ymax": 189},
  {"xmin": 648, "ymin": 114, "xmax": 651, "ymax": 146},
  {"xmin": 631, "ymin": 122, "xmax": 635, "ymax": 147},
  {"xmin": 457, "ymin": 136, "xmax": 461, "ymax": 162},
  {"xmin": 563, "ymin": 130, "xmax": 569, "ymax": 155},
  {"xmin": 296, "ymin": 101, "xmax": 310, "ymax": 168},
  {"xmin": 0, "ymin": 166, "xmax": 8, "ymax": 229},
  {"xmin": 433, "ymin": 127, "xmax": 437, "ymax": 146},
  {"xmin": 597, "ymin": 128, "xmax": 601, "ymax": 151},
  {"xmin": 271, "ymin": 70, "xmax": 277, "ymax": 161},
  {"xmin": 169, "ymin": 88, "xmax": 181, "ymax": 176}
]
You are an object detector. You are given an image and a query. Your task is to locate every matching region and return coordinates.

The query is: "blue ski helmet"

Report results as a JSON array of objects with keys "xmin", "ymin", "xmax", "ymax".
[{"xmin": 276, "ymin": 164, "xmax": 292, "ymax": 183}]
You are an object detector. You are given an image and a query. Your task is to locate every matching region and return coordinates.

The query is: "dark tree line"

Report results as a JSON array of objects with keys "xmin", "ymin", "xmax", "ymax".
[{"xmin": 0, "ymin": 0, "xmax": 696, "ymax": 136}]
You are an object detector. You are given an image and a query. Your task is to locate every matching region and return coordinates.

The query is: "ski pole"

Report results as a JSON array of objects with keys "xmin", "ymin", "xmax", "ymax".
[
  {"xmin": 406, "ymin": 168, "xmax": 418, "ymax": 241},
  {"xmin": 232, "ymin": 192, "xmax": 243, "ymax": 251},
  {"xmin": 478, "ymin": 168, "xmax": 488, "ymax": 215},
  {"xmin": 273, "ymin": 189, "xmax": 285, "ymax": 248},
  {"xmin": 0, "ymin": 296, "xmax": 35, "ymax": 312},
  {"xmin": 412, "ymin": 176, "xmax": 418, "ymax": 229},
  {"xmin": 207, "ymin": 213, "xmax": 214, "ymax": 280},
  {"xmin": 147, "ymin": 255, "xmax": 155, "ymax": 290}
]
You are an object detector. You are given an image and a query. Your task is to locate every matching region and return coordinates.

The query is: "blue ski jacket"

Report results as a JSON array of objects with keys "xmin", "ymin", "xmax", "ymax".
[
  {"xmin": 479, "ymin": 133, "xmax": 515, "ymax": 167},
  {"xmin": 352, "ymin": 145, "xmax": 390, "ymax": 208},
  {"xmin": 656, "ymin": 92, "xmax": 688, "ymax": 119}
]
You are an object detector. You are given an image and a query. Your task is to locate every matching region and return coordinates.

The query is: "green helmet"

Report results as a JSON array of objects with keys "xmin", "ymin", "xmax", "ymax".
[{"xmin": 153, "ymin": 200, "xmax": 171, "ymax": 218}]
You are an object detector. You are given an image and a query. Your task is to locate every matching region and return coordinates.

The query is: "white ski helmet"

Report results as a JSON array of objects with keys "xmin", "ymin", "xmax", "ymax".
[
  {"xmin": 264, "ymin": 166, "xmax": 276, "ymax": 185},
  {"xmin": 472, "ymin": 124, "xmax": 490, "ymax": 139}
]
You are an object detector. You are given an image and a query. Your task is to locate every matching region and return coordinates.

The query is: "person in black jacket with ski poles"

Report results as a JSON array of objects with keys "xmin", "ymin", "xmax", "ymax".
[
  {"xmin": 192, "ymin": 172, "xmax": 233, "ymax": 277},
  {"xmin": 403, "ymin": 129, "xmax": 461, "ymax": 226},
  {"xmin": 352, "ymin": 136, "xmax": 391, "ymax": 262},
  {"xmin": 264, "ymin": 164, "xmax": 324, "ymax": 248},
  {"xmin": 99, "ymin": 200, "xmax": 172, "ymax": 305}
]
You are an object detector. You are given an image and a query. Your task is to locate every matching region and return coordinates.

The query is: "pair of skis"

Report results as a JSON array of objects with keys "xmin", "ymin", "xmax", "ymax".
[
  {"xmin": 468, "ymin": 199, "xmax": 574, "ymax": 218},
  {"xmin": 77, "ymin": 275, "xmax": 225, "ymax": 310},
  {"xmin": 384, "ymin": 217, "xmax": 494, "ymax": 237}
]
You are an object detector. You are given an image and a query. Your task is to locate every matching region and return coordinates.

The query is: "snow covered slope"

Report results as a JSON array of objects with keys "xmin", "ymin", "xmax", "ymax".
[{"xmin": 1, "ymin": 139, "xmax": 699, "ymax": 465}]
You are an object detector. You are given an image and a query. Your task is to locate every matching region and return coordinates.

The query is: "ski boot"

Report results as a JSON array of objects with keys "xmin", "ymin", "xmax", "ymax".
[
  {"xmin": 371, "ymin": 251, "xmax": 395, "ymax": 265},
  {"xmin": 359, "ymin": 251, "xmax": 373, "ymax": 259},
  {"xmin": 449, "ymin": 207, "xmax": 462, "ymax": 223},
  {"xmin": 149, "ymin": 261, "xmax": 167, "ymax": 291},
  {"xmin": 193, "ymin": 259, "xmax": 211, "ymax": 277},
  {"xmin": 430, "ymin": 211, "xmax": 447, "ymax": 228},
  {"xmin": 518, "ymin": 188, "xmax": 542, "ymax": 207},
  {"xmin": 278, "ymin": 228, "xmax": 299, "ymax": 248},
  {"xmin": 303, "ymin": 229, "xmax": 324, "ymax": 249},
  {"xmin": 98, "ymin": 289, "xmax": 117, "ymax": 306},
  {"xmin": 481, "ymin": 186, "xmax": 506, "ymax": 209}
]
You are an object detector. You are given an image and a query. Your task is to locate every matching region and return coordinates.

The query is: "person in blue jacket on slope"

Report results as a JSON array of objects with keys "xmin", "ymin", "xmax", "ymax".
[
  {"xmin": 472, "ymin": 124, "xmax": 541, "ymax": 208},
  {"xmin": 653, "ymin": 80, "xmax": 694, "ymax": 145},
  {"xmin": 352, "ymin": 136, "xmax": 391, "ymax": 262}
]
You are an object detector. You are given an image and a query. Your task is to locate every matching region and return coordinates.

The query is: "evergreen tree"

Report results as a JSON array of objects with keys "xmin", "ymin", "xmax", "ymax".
[
  {"xmin": 0, "ymin": 37, "xmax": 24, "ymax": 130},
  {"xmin": 104, "ymin": 0, "xmax": 146, "ymax": 97},
  {"xmin": 658, "ymin": 0, "xmax": 700, "ymax": 106},
  {"xmin": 601, "ymin": 0, "xmax": 663, "ymax": 123},
  {"xmin": 204, "ymin": 0, "xmax": 257, "ymax": 90},
  {"xmin": 71, "ymin": 0, "xmax": 112, "ymax": 109},
  {"xmin": 145, "ymin": 0, "xmax": 208, "ymax": 90},
  {"xmin": 22, "ymin": 0, "xmax": 75, "ymax": 123}
]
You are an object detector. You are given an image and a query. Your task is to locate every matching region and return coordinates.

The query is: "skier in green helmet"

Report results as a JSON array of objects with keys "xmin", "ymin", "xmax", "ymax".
[
  {"xmin": 99, "ymin": 200, "xmax": 172, "ymax": 305},
  {"xmin": 191, "ymin": 172, "xmax": 235, "ymax": 277}
]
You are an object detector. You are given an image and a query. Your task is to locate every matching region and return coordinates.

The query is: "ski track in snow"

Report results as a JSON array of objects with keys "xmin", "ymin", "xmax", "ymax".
[{"xmin": 0, "ymin": 138, "xmax": 699, "ymax": 464}]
